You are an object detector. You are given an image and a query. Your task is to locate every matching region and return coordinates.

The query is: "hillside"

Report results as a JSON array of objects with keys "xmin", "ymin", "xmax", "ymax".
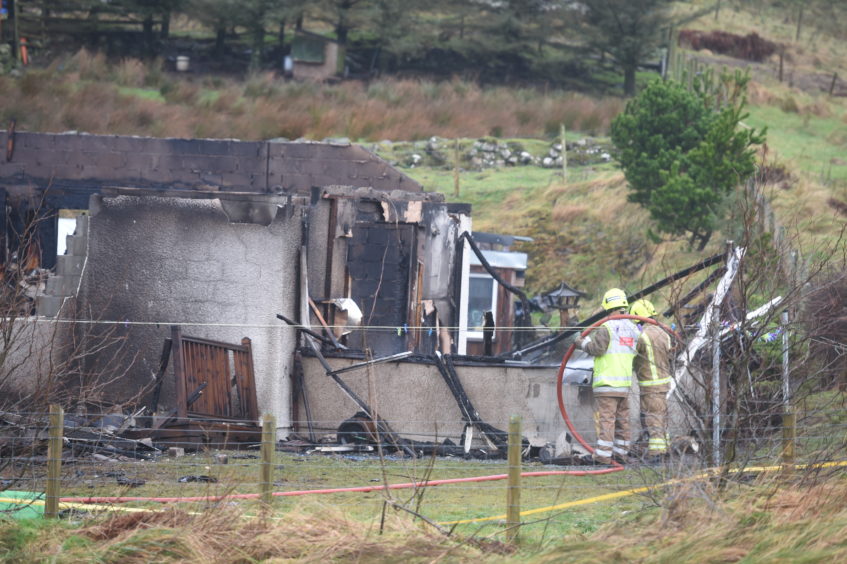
[{"xmin": 2, "ymin": 3, "xmax": 844, "ymax": 312}]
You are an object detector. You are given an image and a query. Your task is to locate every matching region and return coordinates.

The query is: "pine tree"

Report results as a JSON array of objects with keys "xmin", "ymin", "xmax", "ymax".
[{"xmin": 610, "ymin": 73, "xmax": 766, "ymax": 250}]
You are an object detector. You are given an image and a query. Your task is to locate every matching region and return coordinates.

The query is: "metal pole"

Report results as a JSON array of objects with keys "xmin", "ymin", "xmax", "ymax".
[
  {"xmin": 327, "ymin": 351, "xmax": 413, "ymax": 376},
  {"xmin": 45, "ymin": 404, "xmax": 64, "ymax": 519},
  {"xmin": 711, "ymin": 314, "xmax": 721, "ymax": 467},
  {"xmin": 781, "ymin": 310, "xmax": 795, "ymax": 469},
  {"xmin": 781, "ymin": 311, "xmax": 790, "ymax": 408},
  {"xmin": 506, "ymin": 415, "xmax": 521, "ymax": 545},
  {"xmin": 260, "ymin": 413, "xmax": 275, "ymax": 509},
  {"xmin": 560, "ymin": 124, "xmax": 567, "ymax": 181}
]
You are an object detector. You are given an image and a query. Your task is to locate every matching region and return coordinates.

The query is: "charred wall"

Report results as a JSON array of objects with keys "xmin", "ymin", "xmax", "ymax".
[
  {"xmin": 75, "ymin": 195, "xmax": 301, "ymax": 430},
  {"xmin": 305, "ymin": 187, "xmax": 467, "ymax": 357},
  {"xmin": 0, "ymin": 131, "xmax": 422, "ymax": 196}
]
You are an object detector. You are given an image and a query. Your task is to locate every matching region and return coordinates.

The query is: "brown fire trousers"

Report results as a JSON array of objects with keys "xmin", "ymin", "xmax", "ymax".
[{"xmin": 594, "ymin": 393, "xmax": 630, "ymax": 463}]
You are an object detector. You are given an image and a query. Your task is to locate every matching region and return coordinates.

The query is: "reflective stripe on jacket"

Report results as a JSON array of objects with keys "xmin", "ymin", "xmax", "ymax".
[
  {"xmin": 591, "ymin": 318, "xmax": 639, "ymax": 392},
  {"xmin": 634, "ymin": 324, "xmax": 672, "ymax": 388}
]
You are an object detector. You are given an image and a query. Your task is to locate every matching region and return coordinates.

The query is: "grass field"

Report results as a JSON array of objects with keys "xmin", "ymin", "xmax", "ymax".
[{"xmin": 3, "ymin": 452, "xmax": 847, "ymax": 562}]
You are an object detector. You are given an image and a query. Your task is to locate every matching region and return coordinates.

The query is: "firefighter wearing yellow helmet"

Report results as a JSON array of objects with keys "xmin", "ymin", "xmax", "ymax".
[
  {"xmin": 630, "ymin": 298, "xmax": 673, "ymax": 462},
  {"xmin": 575, "ymin": 288, "xmax": 639, "ymax": 465}
]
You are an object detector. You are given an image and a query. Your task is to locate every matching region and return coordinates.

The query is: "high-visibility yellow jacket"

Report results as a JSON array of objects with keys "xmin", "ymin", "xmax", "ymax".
[
  {"xmin": 634, "ymin": 323, "xmax": 673, "ymax": 393},
  {"xmin": 578, "ymin": 317, "xmax": 639, "ymax": 396}
]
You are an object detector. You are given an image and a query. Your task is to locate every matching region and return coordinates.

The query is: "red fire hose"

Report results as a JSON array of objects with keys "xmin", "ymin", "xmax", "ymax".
[
  {"xmin": 60, "ymin": 315, "xmax": 678, "ymax": 505},
  {"xmin": 555, "ymin": 313, "xmax": 678, "ymax": 473}
]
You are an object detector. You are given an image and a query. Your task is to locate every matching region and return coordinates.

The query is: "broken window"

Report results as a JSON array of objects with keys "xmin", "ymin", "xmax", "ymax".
[{"xmin": 56, "ymin": 209, "xmax": 86, "ymax": 256}]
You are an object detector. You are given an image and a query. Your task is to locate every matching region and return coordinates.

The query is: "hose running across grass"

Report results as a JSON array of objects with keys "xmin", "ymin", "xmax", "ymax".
[{"xmin": 61, "ymin": 314, "xmax": 672, "ymax": 505}]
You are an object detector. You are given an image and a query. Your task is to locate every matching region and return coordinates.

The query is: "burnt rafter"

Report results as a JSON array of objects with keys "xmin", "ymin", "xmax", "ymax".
[
  {"xmin": 281, "ymin": 313, "xmax": 417, "ymax": 457},
  {"xmin": 433, "ymin": 353, "xmax": 511, "ymax": 451},
  {"xmin": 662, "ymin": 266, "xmax": 727, "ymax": 318},
  {"xmin": 503, "ymin": 252, "xmax": 726, "ymax": 360}
]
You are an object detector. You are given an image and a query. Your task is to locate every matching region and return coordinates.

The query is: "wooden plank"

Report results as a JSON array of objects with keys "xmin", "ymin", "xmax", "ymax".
[
  {"xmin": 171, "ymin": 326, "xmax": 187, "ymax": 419},
  {"xmin": 214, "ymin": 347, "xmax": 230, "ymax": 416},
  {"xmin": 195, "ymin": 344, "xmax": 217, "ymax": 416},
  {"xmin": 149, "ymin": 338, "xmax": 172, "ymax": 414},
  {"xmin": 186, "ymin": 342, "xmax": 200, "ymax": 412},
  {"xmin": 309, "ymin": 297, "xmax": 343, "ymax": 349},
  {"xmin": 180, "ymin": 334, "xmax": 250, "ymax": 351},
  {"xmin": 234, "ymin": 350, "xmax": 250, "ymax": 419},
  {"xmin": 224, "ymin": 349, "xmax": 234, "ymax": 418},
  {"xmin": 191, "ymin": 343, "xmax": 208, "ymax": 415}
]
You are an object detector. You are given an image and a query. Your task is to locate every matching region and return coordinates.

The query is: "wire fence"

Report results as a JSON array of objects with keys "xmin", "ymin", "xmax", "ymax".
[{"xmin": 2, "ymin": 403, "xmax": 846, "ymax": 529}]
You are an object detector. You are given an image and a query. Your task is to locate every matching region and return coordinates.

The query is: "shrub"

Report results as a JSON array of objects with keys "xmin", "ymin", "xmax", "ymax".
[
  {"xmin": 780, "ymin": 96, "xmax": 801, "ymax": 113},
  {"xmin": 678, "ymin": 30, "xmax": 779, "ymax": 62},
  {"xmin": 68, "ymin": 49, "xmax": 109, "ymax": 81},
  {"xmin": 18, "ymin": 70, "xmax": 49, "ymax": 97},
  {"xmin": 243, "ymin": 72, "xmax": 280, "ymax": 99},
  {"xmin": 115, "ymin": 58, "xmax": 147, "ymax": 87},
  {"xmin": 161, "ymin": 81, "xmax": 200, "ymax": 105}
]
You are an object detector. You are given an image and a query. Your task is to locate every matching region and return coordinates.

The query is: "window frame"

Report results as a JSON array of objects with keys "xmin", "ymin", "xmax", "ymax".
[{"xmin": 466, "ymin": 273, "xmax": 497, "ymax": 341}]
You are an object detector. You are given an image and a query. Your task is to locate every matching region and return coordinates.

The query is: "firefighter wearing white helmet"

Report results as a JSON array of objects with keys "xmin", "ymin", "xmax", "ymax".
[
  {"xmin": 575, "ymin": 288, "xmax": 639, "ymax": 465},
  {"xmin": 630, "ymin": 299, "xmax": 673, "ymax": 462}
]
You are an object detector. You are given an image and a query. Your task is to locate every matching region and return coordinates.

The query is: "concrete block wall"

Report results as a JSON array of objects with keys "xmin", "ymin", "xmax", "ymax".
[
  {"xmin": 37, "ymin": 214, "xmax": 89, "ymax": 318},
  {"xmin": 299, "ymin": 356, "xmax": 590, "ymax": 449},
  {"xmin": 299, "ymin": 356, "xmax": 687, "ymax": 453},
  {"xmin": 268, "ymin": 142, "xmax": 423, "ymax": 193},
  {"xmin": 76, "ymin": 196, "xmax": 301, "ymax": 432}
]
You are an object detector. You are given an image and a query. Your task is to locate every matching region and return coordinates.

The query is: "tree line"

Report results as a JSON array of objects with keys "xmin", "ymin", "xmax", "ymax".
[{"xmin": 12, "ymin": 0, "xmax": 681, "ymax": 94}]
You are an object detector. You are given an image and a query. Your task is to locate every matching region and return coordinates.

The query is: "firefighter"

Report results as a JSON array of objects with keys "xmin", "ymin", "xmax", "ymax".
[
  {"xmin": 629, "ymin": 299, "xmax": 673, "ymax": 462},
  {"xmin": 575, "ymin": 288, "xmax": 639, "ymax": 464}
]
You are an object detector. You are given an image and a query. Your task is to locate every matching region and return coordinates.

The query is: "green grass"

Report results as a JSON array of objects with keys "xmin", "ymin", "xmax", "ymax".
[
  {"xmin": 412, "ymin": 166, "xmax": 558, "ymax": 218},
  {"xmin": 117, "ymin": 87, "xmax": 166, "ymax": 103},
  {"xmin": 746, "ymin": 104, "xmax": 847, "ymax": 182},
  {"xmin": 50, "ymin": 453, "xmax": 654, "ymax": 531},
  {"xmin": 0, "ymin": 453, "xmax": 667, "ymax": 558},
  {"xmin": 197, "ymin": 89, "xmax": 221, "ymax": 106},
  {"xmin": 5, "ymin": 463, "xmax": 847, "ymax": 561}
]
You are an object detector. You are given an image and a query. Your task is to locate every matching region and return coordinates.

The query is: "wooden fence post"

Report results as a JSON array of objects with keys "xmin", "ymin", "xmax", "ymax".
[
  {"xmin": 782, "ymin": 412, "xmax": 796, "ymax": 470},
  {"xmin": 506, "ymin": 415, "xmax": 522, "ymax": 545},
  {"xmin": 453, "ymin": 139, "xmax": 460, "ymax": 197},
  {"xmin": 560, "ymin": 124, "xmax": 568, "ymax": 181},
  {"xmin": 260, "ymin": 413, "xmax": 276, "ymax": 509},
  {"xmin": 778, "ymin": 47, "xmax": 784, "ymax": 82},
  {"xmin": 45, "ymin": 404, "xmax": 64, "ymax": 518}
]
